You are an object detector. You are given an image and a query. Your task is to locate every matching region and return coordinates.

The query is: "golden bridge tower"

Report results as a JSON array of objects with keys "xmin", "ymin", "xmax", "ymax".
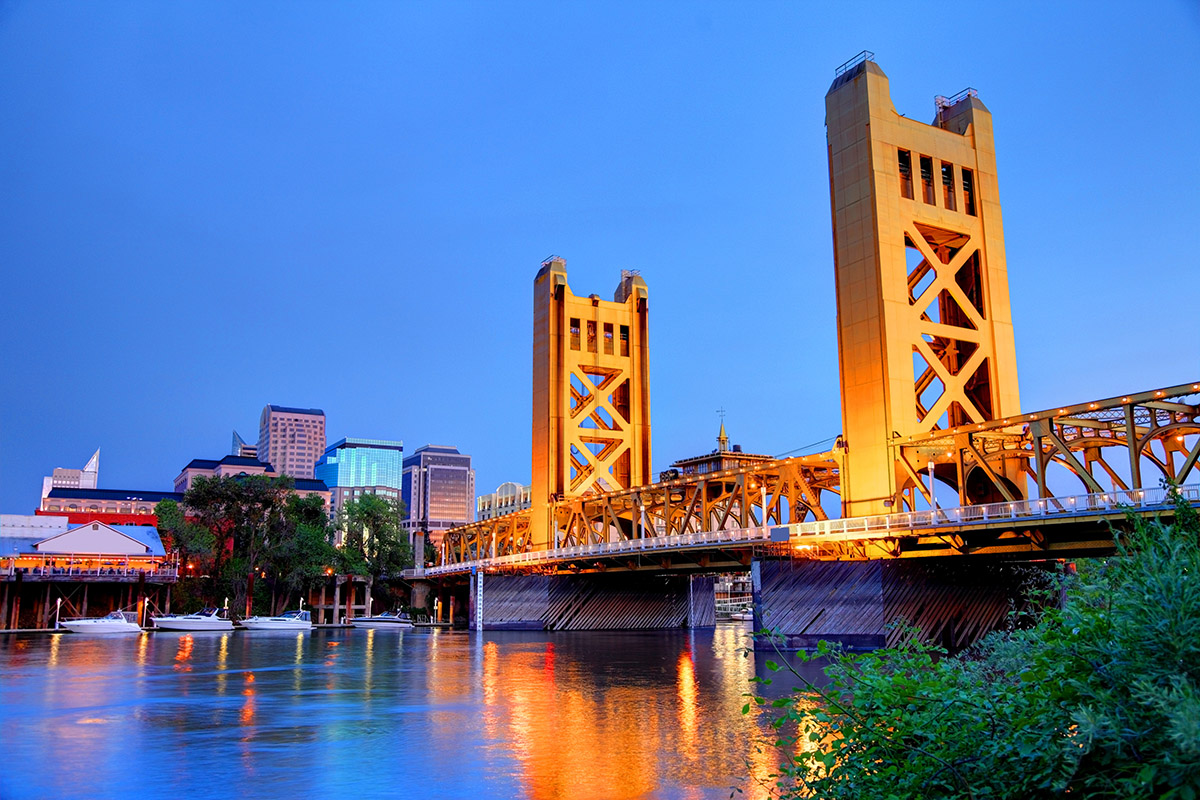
[
  {"xmin": 531, "ymin": 257, "xmax": 651, "ymax": 548},
  {"xmin": 826, "ymin": 54, "xmax": 1021, "ymax": 516}
]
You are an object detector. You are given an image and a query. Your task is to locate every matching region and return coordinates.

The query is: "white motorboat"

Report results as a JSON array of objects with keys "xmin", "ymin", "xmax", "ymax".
[
  {"xmin": 151, "ymin": 607, "xmax": 234, "ymax": 632},
  {"xmin": 240, "ymin": 609, "xmax": 312, "ymax": 631},
  {"xmin": 730, "ymin": 610, "xmax": 754, "ymax": 622},
  {"xmin": 59, "ymin": 611, "xmax": 143, "ymax": 634},
  {"xmin": 351, "ymin": 611, "xmax": 414, "ymax": 629}
]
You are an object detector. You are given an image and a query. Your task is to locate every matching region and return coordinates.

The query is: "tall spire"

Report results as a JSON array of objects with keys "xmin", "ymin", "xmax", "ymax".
[{"xmin": 717, "ymin": 422, "xmax": 730, "ymax": 453}]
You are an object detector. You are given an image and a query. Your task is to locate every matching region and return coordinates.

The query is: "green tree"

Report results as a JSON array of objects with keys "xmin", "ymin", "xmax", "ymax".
[
  {"xmin": 339, "ymin": 494, "xmax": 413, "ymax": 612},
  {"xmin": 262, "ymin": 493, "xmax": 339, "ymax": 614},
  {"xmin": 154, "ymin": 498, "xmax": 215, "ymax": 577},
  {"xmin": 183, "ymin": 474, "xmax": 294, "ymax": 617},
  {"xmin": 748, "ymin": 488, "xmax": 1200, "ymax": 799}
]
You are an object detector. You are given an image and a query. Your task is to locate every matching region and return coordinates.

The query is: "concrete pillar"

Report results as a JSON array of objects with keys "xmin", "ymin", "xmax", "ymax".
[
  {"xmin": 411, "ymin": 580, "xmax": 432, "ymax": 613},
  {"xmin": 0, "ymin": 583, "xmax": 8, "ymax": 630},
  {"xmin": 319, "ymin": 582, "xmax": 327, "ymax": 625},
  {"xmin": 753, "ymin": 557, "xmax": 1034, "ymax": 652},
  {"xmin": 82, "ymin": 584, "xmax": 89, "ymax": 617},
  {"xmin": 332, "ymin": 579, "xmax": 341, "ymax": 625}
]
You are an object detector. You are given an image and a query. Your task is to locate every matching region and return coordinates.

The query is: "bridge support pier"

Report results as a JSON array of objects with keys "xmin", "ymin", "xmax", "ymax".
[
  {"xmin": 752, "ymin": 558, "xmax": 1040, "ymax": 652},
  {"xmin": 468, "ymin": 572, "xmax": 715, "ymax": 631}
]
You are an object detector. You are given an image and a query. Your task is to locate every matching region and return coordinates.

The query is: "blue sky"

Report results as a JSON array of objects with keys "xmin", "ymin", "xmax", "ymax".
[{"xmin": 2, "ymin": 2, "xmax": 1198, "ymax": 513}]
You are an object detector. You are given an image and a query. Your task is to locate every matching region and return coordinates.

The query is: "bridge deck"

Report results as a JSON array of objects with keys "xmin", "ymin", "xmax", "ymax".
[{"xmin": 408, "ymin": 485, "xmax": 1198, "ymax": 578}]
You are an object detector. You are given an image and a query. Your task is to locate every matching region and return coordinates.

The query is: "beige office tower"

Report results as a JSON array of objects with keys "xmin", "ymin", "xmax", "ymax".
[
  {"xmin": 530, "ymin": 258, "xmax": 651, "ymax": 548},
  {"xmin": 826, "ymin": 55, "xmax": 1020, "ymax": 517},
  {"xmin": 257, "ymin": 405, "xmax": 326, "ymax": 480}
]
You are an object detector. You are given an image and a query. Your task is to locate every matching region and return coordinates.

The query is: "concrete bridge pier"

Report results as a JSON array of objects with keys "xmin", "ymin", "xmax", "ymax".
[
  {"xmin": 468, "ymin": 572, "xmax": 715, "ymax": 631},
  {"xmin": 751, "ymin": 558, "xmax": 1042, "ymax": 653}
]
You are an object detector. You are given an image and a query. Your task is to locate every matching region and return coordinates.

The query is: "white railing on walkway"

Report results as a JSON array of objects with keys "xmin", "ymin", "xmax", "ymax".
[{"xmin": 408, "ymin": 484, "xmax": 1199, "ymax": 577}]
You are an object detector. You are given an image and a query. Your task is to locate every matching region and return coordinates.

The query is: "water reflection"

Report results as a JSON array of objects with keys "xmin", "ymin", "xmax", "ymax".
[{"xmin": 0, "ymin": 625, "xmax": 821, "ymax": 800}]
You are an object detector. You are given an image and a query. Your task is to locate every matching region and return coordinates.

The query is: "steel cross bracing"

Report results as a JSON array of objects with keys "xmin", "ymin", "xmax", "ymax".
[
  {"xmin": 894, "ymin": 382, "xmax": 1200, "ymax": 510},
  {"xmin": 435, "ymin": 382, "xmax": 1199, "ymax": 571},
  {"xmin": 415, "ymin": 484, "xmax": 1199, "ymax": 577}
]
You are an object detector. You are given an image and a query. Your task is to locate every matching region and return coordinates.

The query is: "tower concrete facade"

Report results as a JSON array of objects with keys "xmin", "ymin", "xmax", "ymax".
[
  {"xmin": 257, "ymin": 405, "xmax": 326, "ymax": 480},
  {"xmin": 530, "ymin": 258, "xmax": 651, "ymax": 548},
  {"xmin": 825, "ymin": 54, "xmax": 1021, "ymax": 516}
]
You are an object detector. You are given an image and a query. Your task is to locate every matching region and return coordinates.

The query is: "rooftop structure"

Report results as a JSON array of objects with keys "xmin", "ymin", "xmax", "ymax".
[
  {"xmin": 40, "ymin": 449, "xmax": 99, "ymax": 499},
  {"xmin": 663, "ymin": 423, "xmax": 773, "ymax": 479}
]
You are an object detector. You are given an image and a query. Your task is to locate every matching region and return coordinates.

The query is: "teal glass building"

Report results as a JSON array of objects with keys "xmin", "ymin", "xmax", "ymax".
[{"xmin": 314, "ymin": 438, "xmax": 404, "ymax": 514}]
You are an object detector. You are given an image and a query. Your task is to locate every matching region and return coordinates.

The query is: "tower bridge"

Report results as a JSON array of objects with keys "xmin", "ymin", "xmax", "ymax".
[{"xmin": 410, "ymin": 53, "xmax": 1200, "ymax": 649}]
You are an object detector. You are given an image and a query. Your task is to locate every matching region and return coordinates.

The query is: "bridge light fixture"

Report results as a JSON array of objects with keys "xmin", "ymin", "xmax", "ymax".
[{"xmin": 1122, "ymin": 397, "xmax": 1130, "ymax": 403}]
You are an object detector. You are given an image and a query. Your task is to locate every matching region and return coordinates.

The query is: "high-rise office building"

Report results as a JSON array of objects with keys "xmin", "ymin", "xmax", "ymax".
[
  {"xmin": 401, "ymin": 445, "xmax": 474, "ymax": 546},
  {"xmin": 315, "ymin": 438, "xmax": 404, "ymax": 517},
  {"xmin": 41, "ymin": 449, "xmax": 100, "ymax": 499},
  {"xmin": 231, "ymin": 430, "xmax": 258, "ymax": 460},
  {"xmin": 257, "ymin": 405, "xmax": 326, "ymax": 480}
]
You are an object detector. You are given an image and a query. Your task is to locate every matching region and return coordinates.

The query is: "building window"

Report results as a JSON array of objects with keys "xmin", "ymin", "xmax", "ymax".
[
  {"xmin": 603, "ymin": 322, "xmax": 614, "ymax": 355},
  {"xmin": 586, "ymin": 320, "xmax": 597, "ymax": 353},
  {"xmin": 619, "ymin": 325, "xmax": 630, "ymax": 357},
  {"xmin": 898, "ymin": 149, "xmax": 913, "ymax": 199},
  {"xmin": 961, "ymin": 168, "xmax": 977, "ymax": 216},
  {"xmin": 941, "ymin": 162, "xmax": 956, "ymax": 211},
  {"xmin": 919, "ymin": 155, "xmax": 935, "ymax": 205},
  {"xmin": 570, "ymin": 318, "xmax": 581, "ymax": 350}
]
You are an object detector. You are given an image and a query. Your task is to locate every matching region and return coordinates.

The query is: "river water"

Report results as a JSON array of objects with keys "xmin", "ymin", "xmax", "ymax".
[{"xmin": 0, "ymin": 624, "xmax": 824, "ymax": 799}]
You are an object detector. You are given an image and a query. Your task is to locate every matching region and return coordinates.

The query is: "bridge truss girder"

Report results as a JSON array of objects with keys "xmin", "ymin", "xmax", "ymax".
[
  {"xmin": 894, "ymin": 382, "xmax": 1200, "ymax": 510},
  {"xmin": 442, "ymin": 453, "xmax": 840, "ymax": 565}
]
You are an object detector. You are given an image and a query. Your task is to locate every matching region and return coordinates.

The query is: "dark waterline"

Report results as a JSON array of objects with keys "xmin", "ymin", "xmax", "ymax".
[{"xmin": 0, "ymin": 625, "xmax": 828, "ymax": 799}]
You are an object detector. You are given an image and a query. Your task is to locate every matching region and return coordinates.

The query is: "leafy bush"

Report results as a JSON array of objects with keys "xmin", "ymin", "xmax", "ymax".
[{"xmin": 748, "ymin": 489, "xmax": 1200, "ymax": 799}]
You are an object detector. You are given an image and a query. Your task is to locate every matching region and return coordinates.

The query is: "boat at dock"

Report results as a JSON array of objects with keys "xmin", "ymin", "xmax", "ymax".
[
  {"xmin": 240, "ymin": 609, "xmax": 312, "ymax": 631},
  {"xmin": 59, "ymin": 611, "xmax": 143, "ymax": 634},
  {"xmin": 151, "ymin": 607, "xmax": 234, "ymax": 632},
  {"xmin": 351, "ymin": 611, "xmax": 414, "ymax": 629}
]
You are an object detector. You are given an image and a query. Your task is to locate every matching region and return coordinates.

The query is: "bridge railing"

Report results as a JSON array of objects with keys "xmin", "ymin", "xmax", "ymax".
[
  {"xmin": 785, "ymin": 484, "xmax": 1199, "ymax": 539},
  {"xmin": 409, "ymin": 484, "xmax": 1198, "ymax": 577},
  {"xmin": 418, "ymin": 525, "xmax": 773, "ymax": 577}
]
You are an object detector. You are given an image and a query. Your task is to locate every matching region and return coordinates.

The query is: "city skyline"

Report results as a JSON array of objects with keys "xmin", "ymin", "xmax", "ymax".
[{"xmin": 2, "ymin": 3, "xmax": 1199, "ymax": 514}]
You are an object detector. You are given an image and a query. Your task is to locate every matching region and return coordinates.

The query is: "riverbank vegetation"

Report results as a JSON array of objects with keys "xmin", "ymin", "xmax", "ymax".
[
  {"xmin": 749, "ymin": 489, "xmax": 1200, "ymax": 799},
  {"xmin": 155, "ymin": 477, "xmax": 412, "ymax": 617}
]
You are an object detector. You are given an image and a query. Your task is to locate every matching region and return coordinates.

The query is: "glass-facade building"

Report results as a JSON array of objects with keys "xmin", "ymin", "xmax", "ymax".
[
  {"xmin": 314, "ymin": 438, "xmax": 404, "ymax": 517},
  {"xmin": 401, "ymin": 444, "xmax": 474, "ymax": 547}
]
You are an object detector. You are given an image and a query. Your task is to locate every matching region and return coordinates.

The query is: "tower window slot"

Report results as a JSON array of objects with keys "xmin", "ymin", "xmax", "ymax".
[
  {"xmin": 569, "ymin": 318, "xmax": 581, "ymax": 351},
  {"xmin": 919, "ymin": 155, "xmax": 935, "ymax": 205},
  {"xmin": 941, "ymin": 162, "xmax": 956, "ymax": 211},
  {"xmin": 603, "ymin": 322, "xmax": 614, "ymax": 354},
  {"xmin": 961, "ymin": 168, "xmax": 977, "ymax": 216},
  {"xmin": 586, "ymin": 320, "xmax": 597, "ymax": 353},
  {"xmin": 619, "ymin": 325, "xmax": 630, "ymax": 357},
  {"xmin": 898, "ymin": 149, "xmax": 913, "ymax": 199}
]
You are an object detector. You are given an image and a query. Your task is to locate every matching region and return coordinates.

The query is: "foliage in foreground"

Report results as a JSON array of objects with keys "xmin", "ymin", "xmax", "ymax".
[{"xmin": 748, "ymin": 490, "xmax": 1200, "ymax": 799}]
